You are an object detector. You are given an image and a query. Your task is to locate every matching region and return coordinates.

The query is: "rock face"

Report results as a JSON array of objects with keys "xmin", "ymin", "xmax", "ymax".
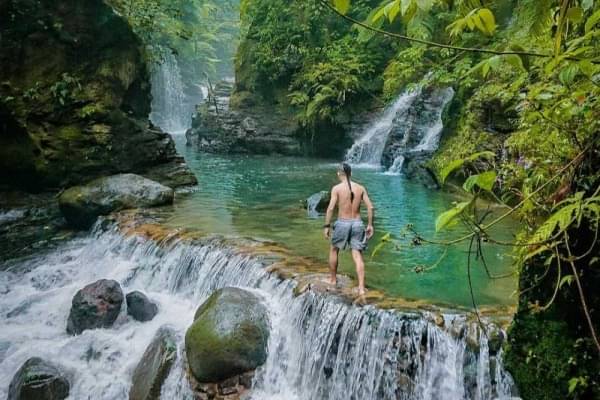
[
  {"xmin": 8, "ymin": 357, "xmax": 70, "ymax": 400},
  {"xmin": 126, "ymin": 291, "xmax": 159, "ymax": 322},
  {"xmin": 186, "ymin": 81, "xmax": 302, "ymax": 156},
  {"xmin": 0, "ymin": 0, "xmax": 196, "ymax": 191},
  {"xmin": 129, "ymin": 326, "xmax": 177, "ymax": 400},
  {"xmin": 185, "ymin": 287, "xmax": 270, "ymax": 383},
  {"xmin": 58, "ymin": 174, "xmax": 174, "ymax": 229},
  {"xmin": 66, "ymin": 279, "xmax": 124, "ymax": 335}
]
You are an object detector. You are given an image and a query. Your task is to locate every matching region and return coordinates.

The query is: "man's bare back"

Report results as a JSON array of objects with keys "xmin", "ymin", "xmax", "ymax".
[{"xmin": 331, "ymin": 181, "xmax": 367, "ymax": 220}]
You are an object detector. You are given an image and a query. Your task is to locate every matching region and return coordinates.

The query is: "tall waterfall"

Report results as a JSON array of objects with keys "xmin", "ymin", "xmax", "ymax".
[
  {"xmin": 345, "ymin": 87, "xmax": 454, "ymax": 175},
  {"xmin": 150, "ymin": 51, "xmax": 194, "ymax": 133},
  {"xmin": 0, "ymin": 220, "xmax": 518, "ymax": 399},
  {"xmin": 345, "ymin": 88, "xmax": 422, "ymax": 167}
]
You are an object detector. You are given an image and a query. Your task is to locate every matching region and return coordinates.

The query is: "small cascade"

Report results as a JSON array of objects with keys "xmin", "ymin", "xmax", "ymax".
[
  {"xmin": 344, "ymin": 88, "xmax": 422, "ymax": 167},
  {"xmin": 150, "ymin": 51, "xmax": 194, "ymax": 133},
  {"xmin": 385, "ymin": 87, "xmax": 454, "ymax": 175},
  {"xmin": 344, "ymin": 86, "xmax": 454, "ymax": 175},
  {"xmin": 0, "ymin": 221, "xmax": 518, "ymax": 399}
]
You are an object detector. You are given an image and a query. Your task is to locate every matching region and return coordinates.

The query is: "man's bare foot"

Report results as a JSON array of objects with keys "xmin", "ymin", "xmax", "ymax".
[{"xmin": 351, "ymin": 287, "xmax": 367, "ymax": 296}]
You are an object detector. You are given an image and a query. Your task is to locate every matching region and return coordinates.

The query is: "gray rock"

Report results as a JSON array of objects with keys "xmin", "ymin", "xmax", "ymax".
[
  {"xmin": 8, "ymin": 357, "xmax": 69, "ymax": 400},
  {"xmin": 185, "ymin": 287, "xmax": 270, "ymax": 382},
  {"xmin": 304, "ymin": 191, "xmax": 330, "ymax": 217},
  {"xmin": 66, "ymin": 279, "xmax": 124, "ymax": 335},
  {"xmin": 59, "ymin": 174, "xmax": 174, "ymax": 229},
  {"xmin": 129, "ymin": 326, "xmax": 177, "ymax": 400},
  {"xmin": 126, "ymin": 291, "xmax": 158, "ymax": 322}
]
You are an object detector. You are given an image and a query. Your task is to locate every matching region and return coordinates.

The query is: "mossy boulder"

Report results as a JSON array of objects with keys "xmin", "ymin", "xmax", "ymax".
[
  {"xmin": 129, "ymin": 326, "xmax": 177, "ymax": 400},
  {"xmin": 66, "ymin": 279, "xmax": 124, "ymax": 335},
  {"xmin": 185, "ymin": 287, "xmax": 270, "ymax": 383},
  {"xmin": 8, "ymin": 357, "xmax": 70, "ymax": 400},
  {"xmin": 58, "ymin": 174, "xmax": 174, "ymax": 229}
]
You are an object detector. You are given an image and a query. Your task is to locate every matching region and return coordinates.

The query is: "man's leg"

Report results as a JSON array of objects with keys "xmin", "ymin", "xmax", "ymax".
[
  {"xmin": 329, "ymin": 245, "xmax": 339, "ymax": 285},
  {"xmin": 351, "ymin": 249, "xmax": 366, "ymax": 296}
]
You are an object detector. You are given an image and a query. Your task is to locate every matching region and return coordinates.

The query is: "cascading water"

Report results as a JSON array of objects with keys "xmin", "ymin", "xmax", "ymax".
[
  {"xmin": 150, "ymin": 51, "xmax": 195, "ymax": 133},
  {"xmin": 344, "ymin": 86, "xmax": 454, "ymax": 175},
  {"xmin": 0, "ymin": 220, "xmax": 519, "ymax": 399},
  {"xmin": 344, "ymin": 88, "xmax": 422, "ymax": 167},
  {"xmin": 386, "ymin": 87, "xmax": 454, "ymax": 175}
]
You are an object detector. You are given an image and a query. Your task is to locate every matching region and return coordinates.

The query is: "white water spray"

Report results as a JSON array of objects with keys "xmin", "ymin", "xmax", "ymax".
[{"xmin": 0, "ymin": 221, "xmax": 519, "ymax": 399}]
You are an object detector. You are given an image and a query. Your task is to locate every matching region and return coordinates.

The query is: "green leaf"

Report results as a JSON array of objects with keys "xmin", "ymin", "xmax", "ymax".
[
  {"xmin": 462, "ymin": 171, "xmax": 497, "ymax": 193},
  {"xmin": 559, "ymin": 274, "xmax": 574, "ymax": 289},
  {"xmin": 581, "ymin": 0, "xmax": 594, "ymax": 11},
  {"xmin": 332, "ymin": 0, "xmax": 350, "ymax": 15},
  {"xmin": 436, "ymin": 201, "xmax": 472, "ymax": 232},
  {"xmin": 439, "ymin": 158, "xmax": 465, "ymax": 184},
  {"xmin": 478, "ymin": 8, "xmax": 496, "ymax": 35},
  {"xmin": 585, "ymin": 9, "xmax": 600, "ymax": 33},
  {"xmin": 370, "ymin": 232, "xmax": 392, "ymax": 259}
]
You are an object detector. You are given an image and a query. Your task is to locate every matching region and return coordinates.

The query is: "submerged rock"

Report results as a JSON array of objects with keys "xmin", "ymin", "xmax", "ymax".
[
  {"xmin": 66, "ymin": 279, "xmax": 124, "ymax": 335},
  {"xmin": 185, "ymin": 287, "xmax": 269, "ymax": 382},
  {"xmin": 8, "ymin": 357, "xmax": 70, "ymax": 400},
  {"xmin": 126, "ymin": 291, "xmax": 158, "ymax": 322},
  {"xmin": 59, "ymin": 174, "xmax": 174, "ymax": 229},
  {"xmin": 129, "ymin": 326, "xmax": 177, "ymax": 400}
]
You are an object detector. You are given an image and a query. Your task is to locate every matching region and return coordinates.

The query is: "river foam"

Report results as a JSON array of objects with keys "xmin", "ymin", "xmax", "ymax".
[{"xmin": 0, "ymin": 219, "xmax": 519, "ymax": 399}]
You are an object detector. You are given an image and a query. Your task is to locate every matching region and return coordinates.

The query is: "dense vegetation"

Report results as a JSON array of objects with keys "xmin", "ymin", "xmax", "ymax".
[
  {"xmin": 314, "ymin": 0, "xmax": 600, "ymax": 398},
  {"xmin": 236, "ymin": 0, "xmax": 599, "ymax": 397}
]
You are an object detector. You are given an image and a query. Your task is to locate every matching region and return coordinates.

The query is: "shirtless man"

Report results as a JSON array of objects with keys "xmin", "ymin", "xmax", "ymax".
[{"xmin": 323, "ymin": 163, "xmax": 374, "ymax": 296}]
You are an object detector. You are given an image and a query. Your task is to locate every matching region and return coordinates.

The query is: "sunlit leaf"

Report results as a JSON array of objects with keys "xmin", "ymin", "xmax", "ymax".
[
  {"xmin": 436, "ymin": 201, "xmax": 472, "ymax": 232},
  {"xmin": 332, "ymin": 0, "xmax": 350, "ymax": 15}
]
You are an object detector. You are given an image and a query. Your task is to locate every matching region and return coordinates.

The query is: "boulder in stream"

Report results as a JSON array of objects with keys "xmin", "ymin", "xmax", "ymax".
[
  {"xmin": 185, "ymin": 287, "xmax": 269, "ymax": 382},
  {"xmin": 58, "ymin": 174, "xmax": 174, "ymax": 229},
  {"xmin": 129, "ymin": 326, "xmax": 177, "ymax": 400},
  {"xmin": 66, "ymin": 279, "xmax": 124, "ymax": 335},
  {"xmin": 304, "ymin": 191, "xmax": 330, "ymax": 217},
  {"xmin": 8, "ymin": 357, "xmax": 70, "ymax": 400},
  {"xmin": 126, "ymin": 291, "xmax": 158, "ymax": 322}
]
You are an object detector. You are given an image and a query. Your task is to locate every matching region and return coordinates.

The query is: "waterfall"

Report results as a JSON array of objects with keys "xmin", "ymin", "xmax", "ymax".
[
  {"xmin": 386, "ymin": 87, "xmax": 454, "ymax": 175},
  {"xmin": 150, "ymin": 51, "xmax": 194, "ymax": 134},
  {"xmin": 344, "ymin": 88, "xmax": 422, "ymax": 167},
  {"xmin": 344, "ymin": 87, "xmax": 454, "ymax": 175},
  {"xmin": 0, "ymin": 221, "xmax": 518, "ymax": 399}
]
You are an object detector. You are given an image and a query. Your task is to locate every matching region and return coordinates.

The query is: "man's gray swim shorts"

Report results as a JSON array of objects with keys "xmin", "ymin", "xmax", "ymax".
[{"xmin": 331, "ymin": 218, "xmax": 367, "ymax": 251}]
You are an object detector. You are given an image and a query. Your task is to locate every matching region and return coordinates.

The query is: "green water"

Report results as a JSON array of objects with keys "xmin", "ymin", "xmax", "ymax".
[{"xmin": 169, "ymin": 136, "xmax": 517, "ymax": 308}]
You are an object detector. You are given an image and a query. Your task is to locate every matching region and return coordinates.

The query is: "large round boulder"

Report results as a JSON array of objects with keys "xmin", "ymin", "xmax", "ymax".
[
  {"xmin": 185, "ymin": 287, "xmax": 269, "ymax": 382},
  {"xmin": 66, "ymin": 279, "xmax": 124, "ymax": 335},
  {"xmin": 129, "ymin": 326, "xmax": 177, "ymax": 400},
  {"xmin": 8, "ymin": 357, "xmax": 70, "ymax": 400},
  {"xmin": 58, "ymin": 174, "xmax": 174, "ymax": 229}
]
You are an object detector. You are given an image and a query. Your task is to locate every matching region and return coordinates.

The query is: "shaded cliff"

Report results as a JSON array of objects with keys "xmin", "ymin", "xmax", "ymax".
[{"xmin": 0, "ymin": 0, "xmax": 196, "ymax": 191}]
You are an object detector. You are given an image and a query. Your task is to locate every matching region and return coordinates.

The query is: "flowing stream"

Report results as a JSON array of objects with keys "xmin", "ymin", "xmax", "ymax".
[{"xmin": 0, "ymin": 222, "xmax": 518, "ymax": 399}]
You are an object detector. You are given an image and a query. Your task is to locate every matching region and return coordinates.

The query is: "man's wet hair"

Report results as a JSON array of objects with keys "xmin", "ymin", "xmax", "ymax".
[{"xmin": 339, "ymin": 162, "xmax": 354, "ymax": 202}]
